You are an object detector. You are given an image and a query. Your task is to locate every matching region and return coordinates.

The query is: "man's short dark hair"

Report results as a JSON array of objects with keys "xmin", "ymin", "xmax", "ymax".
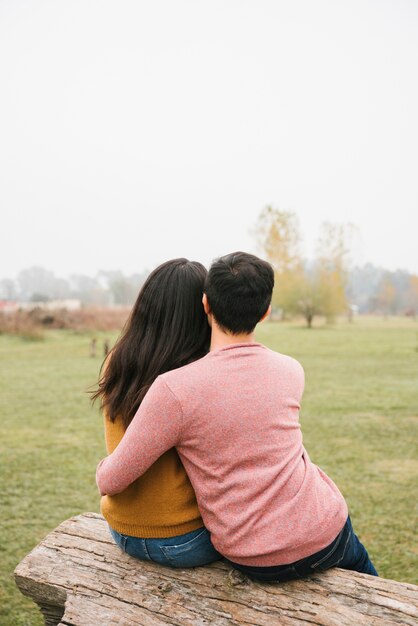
[{"xmin": 205, "ymin": 252, "xmax": 274, "ymax": 334}]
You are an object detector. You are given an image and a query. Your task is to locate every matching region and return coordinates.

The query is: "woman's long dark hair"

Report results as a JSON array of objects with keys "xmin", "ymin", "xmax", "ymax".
[{"xmin": 92, "ymin": 258, "xmax": 210, "ymax": 429}]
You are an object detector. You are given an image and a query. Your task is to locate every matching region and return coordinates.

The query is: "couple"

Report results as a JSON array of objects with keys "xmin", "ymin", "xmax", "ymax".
[{"xmin": 95, "ymin": 252, "xmax": 377, "ymax": 582}]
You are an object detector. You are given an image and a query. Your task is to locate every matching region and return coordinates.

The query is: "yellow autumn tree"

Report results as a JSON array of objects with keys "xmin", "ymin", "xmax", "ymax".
[
  {"xmin": 376, "ymin": 274, "xmax": 397, "ymax": 317},
  {"xmin": 254, "ymin": 206, "xmax": 301, "ymax": 273},
  {"xmin": 254, "ymin": 206, "xmax": 304, "ymax": 317},
  {"xmin": 315, "ymin": 223, "xmax": 349, "ymax": 323},
  {"xmin": 405, "ymin": 275, "xmax": 418, "ymax": 318},
  {"xmin": 254, "ymin": 208, "xmax": 350, "ymax": 327}
]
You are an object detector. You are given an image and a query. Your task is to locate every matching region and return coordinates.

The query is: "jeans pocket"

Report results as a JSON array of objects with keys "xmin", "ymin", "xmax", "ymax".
[
  {"xmin": 159, "ymin": 529, "xmax": 220, "ymax": 567},
  {"xmin": 310, "ymin": 524, "xmax": 351, "ymax": 572}
]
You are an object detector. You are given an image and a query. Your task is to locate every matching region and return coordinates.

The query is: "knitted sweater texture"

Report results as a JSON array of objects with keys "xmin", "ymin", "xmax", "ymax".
[
  {"xmin": 97, "ymin": 343, "xmax": 348, "ymax": 566},
  {"xmin": 100, "ymin": 416, "xmax": 203, "ymax": 537}
]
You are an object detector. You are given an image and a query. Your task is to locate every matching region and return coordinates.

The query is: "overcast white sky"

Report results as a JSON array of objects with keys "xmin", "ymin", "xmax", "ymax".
[{"xmin": 1, "ymin": 0, "xmax": 417, "ymax": 279}]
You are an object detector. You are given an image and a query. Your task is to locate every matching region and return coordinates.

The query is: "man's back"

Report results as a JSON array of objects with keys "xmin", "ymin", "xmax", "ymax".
[
  {"xmin": 160, "ymin": 342, "xmax": 347, "ymax": 565},
  {"xmin": 98, "ymin": 341, "xmax": 347, "ymax": 566}
]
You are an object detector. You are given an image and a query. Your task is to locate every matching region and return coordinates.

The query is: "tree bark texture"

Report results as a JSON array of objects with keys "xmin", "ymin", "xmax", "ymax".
[{"xmin": 14, "ymin": 513, "xmax": 418, "ymax": 626}]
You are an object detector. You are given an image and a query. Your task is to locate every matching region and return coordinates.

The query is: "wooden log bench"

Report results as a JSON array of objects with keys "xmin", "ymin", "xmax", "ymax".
[{"xmin": 14, "ymin": 512, "xmax": 418, "ymax": 626}]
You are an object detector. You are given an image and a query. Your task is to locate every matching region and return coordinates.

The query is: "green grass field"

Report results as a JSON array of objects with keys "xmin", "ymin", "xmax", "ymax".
[{"xmin": 1, "ymin": 318, "xmax": 417, "ymax": 625}]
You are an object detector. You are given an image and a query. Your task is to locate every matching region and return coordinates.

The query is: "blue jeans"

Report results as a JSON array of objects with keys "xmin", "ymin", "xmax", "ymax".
[
  {"xmin": 109, "ymin": 526, "xmax": 221, "ymax": 568},
  {"xmin": 228, "ymin": 516, "xmax": 378, "ymax": 582}
]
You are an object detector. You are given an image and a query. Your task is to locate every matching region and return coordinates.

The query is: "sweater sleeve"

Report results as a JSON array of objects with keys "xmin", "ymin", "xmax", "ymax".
[{"xmin": 96, "ymin": 377, "xmax": 183, "ymax": 496}]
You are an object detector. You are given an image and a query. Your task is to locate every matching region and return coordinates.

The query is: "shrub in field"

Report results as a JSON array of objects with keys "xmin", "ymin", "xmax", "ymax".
[
  {"xmin": 0, "ymin": 311, "xmax": 44, "ymax": 340},
  {"xmin": 55, "ymin": 307, "xmax": 131, "ymax": 331},
  {"xmin": 0, "ymin": 306, "xmax": 131, "ymax": 337}
]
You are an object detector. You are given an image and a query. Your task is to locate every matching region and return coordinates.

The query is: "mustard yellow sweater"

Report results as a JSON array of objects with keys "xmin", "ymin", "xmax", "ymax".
[{"xmin": 100, "ymin": 415, "xmax": 203, "ymax": 537}]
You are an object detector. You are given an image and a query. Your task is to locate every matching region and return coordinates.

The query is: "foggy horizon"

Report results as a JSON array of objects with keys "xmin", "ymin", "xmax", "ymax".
[
  {"xmin": 1, "ymin": 1, "xmax": 417, "ymax": 278},
  {"xmin": 1, "ymin": 246, "xmax": 416, "ymax": 285}
]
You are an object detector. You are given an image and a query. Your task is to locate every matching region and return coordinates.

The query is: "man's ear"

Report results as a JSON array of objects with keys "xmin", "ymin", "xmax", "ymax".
[
  {"xmin": 259, "ymin": 304, "xmax": 272, "ymax": 323},
  {"xmin": 202, "ymin": 293, "xmax": 211, "ymax": 315}
]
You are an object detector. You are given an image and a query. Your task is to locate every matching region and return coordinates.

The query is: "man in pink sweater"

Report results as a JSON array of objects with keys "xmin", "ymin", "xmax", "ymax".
[{"xmin": 97, "ymin": 252, "xmax": 377, "ymax": 581}]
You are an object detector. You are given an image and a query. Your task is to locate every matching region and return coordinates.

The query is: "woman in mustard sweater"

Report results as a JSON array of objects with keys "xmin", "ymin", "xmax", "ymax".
[{"xmin": 92, "ymin": 258, "xmax": 220, "ymax": 567}]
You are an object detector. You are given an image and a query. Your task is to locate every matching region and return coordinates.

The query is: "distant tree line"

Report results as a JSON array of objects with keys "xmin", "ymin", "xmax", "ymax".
[
  {"xmin": 0, "ymin": 267, "xmax": 149, "ymax": 307},
  {"xmin": 255, "ymin": 206, "xmax": 418, "ymax": 327},
  {"xmin": 1, "ymin": 225, "xmax": 417, "ymax": 327}
]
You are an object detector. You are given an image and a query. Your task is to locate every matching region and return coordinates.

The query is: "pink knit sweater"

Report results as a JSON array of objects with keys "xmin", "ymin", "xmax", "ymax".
[{"xmin": 96, "ymin": 343, "xmax": 348, "ymax": 566}]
